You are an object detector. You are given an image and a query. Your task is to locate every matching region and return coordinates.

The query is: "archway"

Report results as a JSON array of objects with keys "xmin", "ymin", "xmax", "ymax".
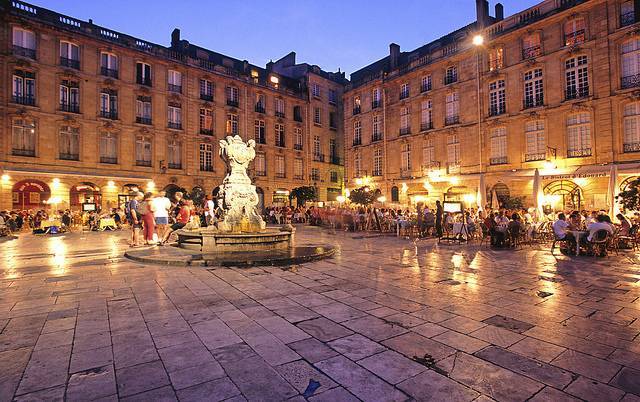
[
  {"xmin": 620, "ymin": 176, "xmax": 639, "ymax": 192},
  {"xmin": 543, "ymin": 180, "xmax": 583, "ymax": 211},
  {"xmin": 391, "ymin": 186, "xmax": 399, "ymax": 202},
  {"xmin": 12, "ymin": 179, "xmax": 51, "ymax": 210},
  {"xmin": 491, "ymin": 182, "xmax": 510, "ymax": 205},
  {"xmin": 118, "ymin": 183, "xmax": 140, "ymax": 209},
  {"xmin": 70, "ymin": 182, "xmax": 101, "ymax": 211}
]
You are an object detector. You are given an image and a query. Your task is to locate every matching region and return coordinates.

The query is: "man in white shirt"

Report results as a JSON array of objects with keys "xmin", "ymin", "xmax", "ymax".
[
  {"xmin": 151, "ymin": 191, "xmax": 171, "ymax": 241},
  {"xmin": 553, "ymin": 213, "xmax": 576, "ymax": 253},
  {"xmin": 587, "ymin": 215, "xmax": 614, "ymax": 242},
  {"xmin": 204, "ymin": 195, "xmax": 216, "ymax": 226}
]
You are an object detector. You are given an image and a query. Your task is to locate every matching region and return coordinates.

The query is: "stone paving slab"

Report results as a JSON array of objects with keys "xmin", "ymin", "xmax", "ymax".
[{"xmin": 0, "ymin": 227, "xmax": 639, "ymax": 400}]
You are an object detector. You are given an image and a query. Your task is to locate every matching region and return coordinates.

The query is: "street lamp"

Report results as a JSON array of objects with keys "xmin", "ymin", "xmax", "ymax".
[
  {"xmin": 473, "ymin": 34, "xmax": 484, "ymax": 176},
  {"xmin": 473, "ymin": 35, "xmax": 484, "ymax": 46}
]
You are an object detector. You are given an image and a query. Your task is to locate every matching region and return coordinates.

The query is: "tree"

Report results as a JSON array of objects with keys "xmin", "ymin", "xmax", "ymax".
[
  {"xmin": 189, "ymin": 186, "xmax": 205, "ymax": 207},
  {"xmin": 348, "ymin": 186, "xmax": 376, "ymax": 206},
  {"xmin": 617, "ymin": 178, "xmax": 640, "ymax": 211},
  {"xmin": 502, "ymin": 196, "xmax": 524, "ymax": 210},
  {"xmin": 289, "ymin": 186, "xmax": 316, "ymax": 206}
]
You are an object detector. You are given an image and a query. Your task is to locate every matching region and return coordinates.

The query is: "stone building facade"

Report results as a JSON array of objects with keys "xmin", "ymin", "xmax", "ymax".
[
  {"xmin": 344, "ymin": 0, "xmax": 640, "ymax": 212},
  {"xmin": 0, "ymin": 1, "xmax": 346, "ymax": 212}
]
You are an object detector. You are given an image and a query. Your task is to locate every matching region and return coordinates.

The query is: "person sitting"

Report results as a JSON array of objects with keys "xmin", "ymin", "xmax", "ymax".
[
  {"xmin": 617, "ymin": 213, "xmax": 632, "ymax": 236},
  {"xmin": 587, "ymin": 214, "xmax": 614, "ymax": 242},
  {"xmin": 552, "ymin": 213, "xmax": 575, "ymax": 253},
  {"xmin": 507, "ymin": 213, "xmax": 522, "ymax": 247},
  {"xmin": 423, "ymin": 208, "xmax": 436, "ymax": 236},
  {"xmin": 160, "ymin": 200, "xmax": 192, "ymax": 245}
]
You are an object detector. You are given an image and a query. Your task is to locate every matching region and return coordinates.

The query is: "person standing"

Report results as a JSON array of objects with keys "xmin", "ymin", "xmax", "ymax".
[
  {"xmin": 140, "ymin": 192, "xmax": 156, "ymax": 245},
  {"xmin": 435, "ymin": 200, "xmax": 443, "ymax": 237},
  {"xmin": 151, "ymin": 190, "xmax": 171, "ymax": 241},
  {"xmin": 126, "ymin": 192, "xmax": 144, "ymax": 247}
]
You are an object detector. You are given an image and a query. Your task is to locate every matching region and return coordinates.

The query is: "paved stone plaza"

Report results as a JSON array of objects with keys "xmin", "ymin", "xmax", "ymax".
[{"xmin": 1, "ymin": 226, "xmax": 639, "ymax": 401}]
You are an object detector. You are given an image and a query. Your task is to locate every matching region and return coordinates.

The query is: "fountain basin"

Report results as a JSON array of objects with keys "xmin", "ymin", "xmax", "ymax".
[{"xmin": 176, "ymin": 227, "xmax": 293, "ymax": 252}]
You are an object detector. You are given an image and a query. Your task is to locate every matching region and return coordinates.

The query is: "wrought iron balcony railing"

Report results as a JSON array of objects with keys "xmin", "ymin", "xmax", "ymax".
[
  {"xmin": 313, "ymin": 153, "xmax": 325, "ymax": 162},
  {"xmin": 226, "ymin": 99, "xmax": 239, "ymax": 107},
  {"xmin": 621, "ymin": 11, "xmax": 636, "ymax": 27},
  {"xmin": 565, "ymin": 29, "xmax": 585, "ymax": 47},
  {"xmin": 136, "ymin": 160, "xmax": 152, "ymax": 167},
  {"xmin": 623, "ymin": 142, "xmax": 640, "ymax": 153},
  {"xmin": 522, "ymin": 45, "xmax": 542, "ymax": 59},
  {"xmin": 59, "ymin": 153, "xmax": 79, "ymax": 161},
  {"xmin": 255, "ymin": 105, "xmax": 265, "ymax": 113},
  {"xmin": 490, "ymin": 156, "xmax": 508, "ymax": 165},
  {"xmin": 168, "ymin": 122, "xmax": 182, "ymax": 130},
  {"xmin": 12, "ymin": 149, "xmax": 36, "ymax": 157},
  {"xmin": 100, "ymin": 156, "xmax": 117, "ymax": 164},
  {"xmin": 421, "ymin": 122, "xmax": 433, "ymax": 131},
  {"xmin": 565, "ymin": 86, "xmax": 589, "ymax": 100},
  {"xmin": 371, "ymin": 133, "xmax": 384, "ymax": 142},
  {"xmin": 13, "ymin": 45, "xmax": 36, "ymax": 59},
  {"xmin": 352, "ymin": 138, "xmax": 362, "ymax": 146},
  {"xmin": 168, "ymin": 84, "xmax": 182, "ymax": 93},
  {"xmin": 275, "ymin": 111, "xmax": 285, "ymax": 118},
  {"xmin": 399, "ymin": 127, "xmax": 411, "ymax": 136},
  {"xmin": 445, "ymin": 116, "xmax": 460, "ymax": 126},
  {"xmin": 524, "ymin": 153, "xmax": 546, "ymax": 162},
  {"xmin": 60, "ymin": 57, "xmax": 80, "ymax": 69},
  {"xmin": 100, "ymin": 67, "xmax": 118, "ymax": 78},
  {"xmin": 200, "ymin": 94, "xmax": 213, "ymax": 102},
  {"xmin": 169, "ymin": 163, "xmax": 182, "ymax": 169},
  {"xmin": 523, "ymin": 95, "xmax": 544, "ymax": 109},
  {"xmin": 12, "ymin": 95, "xmax": 35, "ymax": 106},
  {"xmin": 294, "ymin": 144, "xmax": 303, "ymax": 150},
  {"xmin": 100, "ymin": 110, "xmax": 118, "ymax": 119},
  {"xmin": 567, "ymin": 148, "xmax": 592, "ymax": 158},
  {"xmin": 489, "ymin": 105, "xmax": 506, "ymax": 117},
  {"xmin": 622, "ymin": 74, "xmax": 640, "ymax": 89},
  {"xmin": 136, "ymin": 116, "xmax": 152, "ymax": 125},
  {"xmin": 371, "ymin": 100, "xmax": 381, "ymax": 109},
  {"xmin": 60, "ymin": 102, "xmax": 80, "ymax": 113}
]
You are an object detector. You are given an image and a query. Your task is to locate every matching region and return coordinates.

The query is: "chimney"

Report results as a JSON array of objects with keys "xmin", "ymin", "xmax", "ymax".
[
  {"xmin": 171, "ymin": 28, "xmax": 180, "ymax": 47},
  {"xmin": 495, "ymin": 3, "xmax": 504, "ymax": 21},
  {"xmin": 475, "ymin": 0, "xmax": 489, "ymax": 28},
  {"xmin": 389, "ymin": 43, "xmax": 400, "ymax": 70}
]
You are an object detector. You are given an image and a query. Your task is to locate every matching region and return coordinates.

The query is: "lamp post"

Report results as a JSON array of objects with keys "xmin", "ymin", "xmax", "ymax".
[{"xmin": 473, "ymin": 34, "xmax": 484, "ymax": 175}]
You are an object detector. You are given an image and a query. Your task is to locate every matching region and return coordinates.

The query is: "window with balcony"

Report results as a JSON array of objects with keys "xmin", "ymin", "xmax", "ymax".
[
  {"xmin": 525, "ymin": 120, "xmax": 546, "ymax": 161},
  {"xmin": 399, "ymin": 106, "xmax": 410, "ymax": 135},
  {"xmin": 489, "ymin": 80, "xmax": 506, "ymax": 116},
  {"xmin": 353, "ymin": 96, "xmax": 361, "ymax": 115},
  {"xmin": 12, "ymin": 27, "xmax": 36, "ymax": 59},
  {"xmin": 168, "ymin": 140, "xmax": 182, "ymax": 170},
  {"xmin": 12, "ymin": 119, "xmax": 36, "ymax": 157},
  {"xmin": 524, "ymin": 69, "xmax": 544, "ymax": 108},
  {"xmin": 312, "ymin": 83, "xmax": 321, "ymax": 98},
  {"xmin": 200, "ymin": 79, "xmax": 214, "ymax": 101},
  {"xmin": 400, "ymin": 83, "xmax": 410, "ymax": 100},
  {"xmin": 421, "ymin": 100, "xmax": 433, "ymax": 131},
  {"xmin": 353, "ymin": 120, "xmax": 362, "ymax": 146},
  {"xmin": 59, "ymin": 126, "xmax": 80, "ymax": 161},
  {"xmin": 314, "ymin": 107, "xmax": 322, "ymax": 125},
  {"xmin": 621, "ymin": 0, "xmax": 636, "ymax": 27},
  {"xmin": 226, "ymin": 113, "xmax": 238, "ymax": 134},
  {"xmin": 564, "ymin": 18, "xmax": 586, "ymax": 47},
  {"xmin": 623, "ymin": 102, "xmax": 640, "ymax": 152},
  {"xmin": 255, "ymin": 153, "xmax": 266, "ymax": 176},
  {"xmin": 100, "ymin": 89, "xmax": 118, "ymax": 119},
  {"xmin": 445, "ymin": 92, "xmax": 459, "ymax": 125},
  {"xmin": 444, "ymin": 66, "xmax": 458, "ymax": 85},
  {"xmin": 59, "ymin": 80, "xmax": 80, "ymax": 113},
  {"xmin": 99, "ymin": 132, "xmax": 118, "ymax": 164},
  {"xmin": 372, "ymin": 115, "xmax": 383, "ymax": 141},
  {"xmin": 136, "ymin": 96, "xmax": 152, "ymax": 125},
  {"xmin": 401, "ymin": 143, "xmax": 411, "ymax": 175},
  {"xmin": 566, "ymin": 112, "xmax": 592, "ymax": 157},
  {"xmin": 622, "ymin": 37, "xmax": 640, "ymax": 89},
  {"xmin": 275, "ymin": 123, "xmax": 285, "ymax": 147},
  {"xmin": 313, "ymin": 135, "xmax": 323, "ymax": 161},
  {"xmin": 489, "ymin": 127, "xmax": 507, "ymax": 165},
  {"xmin": 275, "ymin": 155, "xmax": 286, "ymax": 178},
  {"xmin": 565, "ymin": 55, "xmax": 589, "ymax": 99},
  {"xmin": 12, "ymin": 70, "xmax": 35, "ymax": 106},
  {"xmin": 254, "ymin": 120, "xmax": 266, "ymax": 144},
  {"xmin": 489, "ymin": 47, "xmax": 504, "ymax": 71},
  {"xmin": 294, "ymin": 127, "xmax": 303, "ymax": 150},
  {"xmin": 354, "ymin": 153, "xmax": 362, "ymax": 177},
  {"xmin": 226, "ymin": 86, "xmax": 239, "ymax": 107},
  {"xmin": 136, "ymin": 62, "xmax": 152, "ymax": 86},
  {"xmin": 294, "ymin": 158, "xmax": 304, "ymax": 179},
  {"xmin": 100, "ymin": 52, "xmax": 118, "ymax": 78},
  {"xmin": 135, "ymin": 135, "xmax": 152, "ymax": 166},
  {"xmin": 60, "ymin": 41, "xmax": 80, "ymax": 69},
  {"xmin": 372, "ymin": 88, "xmax": 382, "ymax": 108},
  {"xmin": 168, "ymin": 104, "xmax": 182, "ymax": 129},
  {"xmin": 373, "ymin": 149, "xmax": 383, "ymax": 176},
  {"xmin": 522, "ymin": 33, "xmax": 542, "ymax": 59},
  {"xmin": 293, "ymin": 105, "xmax": 303, "ymax": 122},
  {"xmin": 422, "ymin": 138, "xmax": 437, "ymax": 171},
  {"xmin": 255, "ymin": 94, "xmax": 266, "ymax": 113},
  {"xmin": 200, "ymin": 108, "xmax": 213, "ymax": 135},
  {"xmin": 329, "ymin": 112, "xmax": 337, "ymax": 130},
  {"xmin": 199, "ymin": 143, "xmax": 213, "ymax": 172},
  {"xmin": 328, "ymin": 89, "xmax": 337, "ymax": 105},
  {"xmin": 447, "ymin": 134, "xmax": 460, "ymax": 172},
  {"xmin": 275, "ymin": 98, "xmax": 285, "ymax": 118},
  {"xmin": 421, "ymin": 75, "xmax": 432, "ymax": 92},
  {"xmin": 168, "ymin": 70, "xmax": 182, "ymax": 93}
]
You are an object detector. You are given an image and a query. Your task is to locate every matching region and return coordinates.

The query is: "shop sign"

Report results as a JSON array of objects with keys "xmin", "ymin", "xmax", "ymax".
[
  {"xmin": 17, "ymin": 181, "xmax": 46, "ymax": 192},
  {"xmin": 544, "ymin": 173, "xmax": 608, "ymax": 180}
]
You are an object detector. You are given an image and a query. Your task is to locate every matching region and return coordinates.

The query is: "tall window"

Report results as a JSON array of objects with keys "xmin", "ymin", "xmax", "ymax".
[
  {"xmin": 12, "ymin": 27, "xmax": 36, "ymax": 58},
  {"xmin": 100, "ymin": 52, "xmax": 118, "ymax": 78},
  {"xmin": 372, "ymin": 88, "xmax": 382, "ymax": 108},
  {"xmin": 168, "ymin": 140, "xmax": 182, "ymax": 170},
  {"xmin": 294, "ymin": 127, "xmax": 303, "ymax": 150},
  {"xmin": 314, "ymin": 107, "xmax": 322, "ymax": 125},
  {"xmin": 400, "ymin": 83, "xmax": 410, "ymax": 100},
  {"xmin": 135, "ymin": 135, "xmax": 152, "ymax": 166},
  {"xmin": 566, "ymin": 113, "xmax": 592, "ymax": 157},
  {"xmin": 199, "ymin": 143, "xmax": 213, "ymax": 171},
  {"xmin": 313, "ymin": 135, "xmax": 322, "ymax": 159},
  {"xmin": 200, "ymin": 79, "xmax": 213, "ymax": 101},
  {"xmin": 136, "ymin": 96, "xmax": 152, "ymax": 124},
  {"xmin": 59, "ymin": 126, "xmax": 80, "ymax": 161},
  {"xmin": 445, "ymin": 92, "xmax": 459, "ymax": 125},
  {"xmin": 275, "ymin": 98, "xmax": 285, "ymax": 118},
  {"xmin": 489, "ymin": 80, "xmax": 506, "ymax": 116},
  {"xmin": 489, "ymin": 127, "xmax": 507, "ymax": 165},
  {"xmin": 100, "ymin": 89, "xmax": 118, "ymax": 119},
  {"xmin": 421, "ymin": 100, "xmax": 432, "ymax": 131},
  {"xmin": 564, "ymin": 18, "xmax": 586, "ymax": 47},
  {"xmin": 60, "ymin": 41, "xmax": 80, "ymax": 69},
  {"xmin": 447, "ymin": 134, "xmax": 460, "ymax": 172},
  {"xmin": 275, "ymin": 155, "xmax": 285, "ymax": 178},
  {"xmin": 353, "ymin": 120, "xmax": 362, "ymax": 146},
  {"xmin": 525, "ymin": 120, "xmax": 546, "ymax": 161},
  {"xmin": 422, "ymin": 138, "xmax": 436, "ymax": 169},
  {"xmin": 293, "ymin": 105, "xmax": 303, "ymax": 122},
  {"xmin": 329, "ymin": 112, "xmax": 337, "ymax": 129},
  {"xmin": 489, "ymin": 47, "xmax": 504, "ymax": 71},
  {"xmin": 401, "ymin": 143, "xmax": 411, "ymax": 172},
  {"xmin": 421, "ymin": 75, "xmax": 432, "ymax": 92},
  {"xmin": 328, "ymin": 89, "xmax": 337, "ymax": 105},
  {"xmin": 12, "ymin": 70, "xmax": 35, "ymax": 105},
  {"xmin": 399, "ymin": 106, "xmax": 410, "ymax": 135},
  {"xmin": 623, "ymin": 102, "xmax": 640, "ymax": 152},
  {"xmin": 565, "ymin": 55, "xmax": 589, "ymax": 99},
  {"xmin": 329, "ymin": 139, "xmax": 337, "ymax": 161},
  {"xmin": 372, "ymin": 115, "xmax": 383, "ymax": 140},
  {"xmin": 522, "ymin": 33, "xmax": 542, "ymax": 59},
  {"xmin": 200, "ymin": 108, "xmax": 213, "ymax": 135},
  {"xmin": 226, "ymin": 86, "xmax": 239, "ymax": 106},
  {"xmin": 275, "ymin": 123, "xmax": 285, "ymax": 147},
  {"xmin": 12, "ymin": 119, "xmax": 36, "ymax": 157},
  {"xmin": 59, "ymin": 80, "xmax": 80, "ymax": 113},
  {"xmin": 294, "ymin": 158, "xmax": 303, "ymax": 179},
  {"xmin": 254, "ymin": 120, "xmax": 265, "ymax": 144},
  {"xmin": 99, "ymin": 132, "xmax": 117, "ymax": 164},
  {"xmin": 168, "ymin": 70, "xmax": 182, "ymax": 93},
  {"xmin": 226, "ymin": 113, "xmax": 238, "ymax": 134},
  {"xmin": 621, "ymin": 0, "xmax": 636, "ymax": 27},
  {"xmin": 373, "ymin": 149, "xmax": 383, "ymax": 176},
  {"xmin": 445, "ymin": 66, "xmax": 458, "ymax": 85},
  {"xmin": 255, "ymin": 153, "xmax": 266, "ymax": 176},
  {"xmin": 354, "ymin": 152, "xmax": 362, "ymax": 177},
  {"xmin": 168, "ymin": 104, "xmax": 182, "ymax": 129},
  {"xmin": 621, "ymin": 37, "xmax": 640, "ymax": 89},
  {"xmin": 311, "ymin": 168, "xmax": 320, "ymax": 181},
  {"xmin": 136, "ymin": 62, "xmax": 152, "ymax": 86},
  {"xmin": 524, "ymin": 69, "xmax": 544, "ymax": 108},
  {"xmin": 312, "ymin": 83, "xmax": 321, "ymax": 98},
  {"xmin": 255, "ymin": 93, "xmax": 266, "ymax": 113}
]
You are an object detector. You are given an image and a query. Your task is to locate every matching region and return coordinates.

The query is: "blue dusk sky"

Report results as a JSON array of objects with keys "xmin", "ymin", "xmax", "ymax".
[{"xmin": 32, "ymin": 0, "xmax": 541, "ymax": 77}]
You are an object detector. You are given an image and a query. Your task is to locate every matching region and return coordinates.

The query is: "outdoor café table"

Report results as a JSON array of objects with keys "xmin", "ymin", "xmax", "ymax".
[
  {"xmin": 99, "ymin": 217, "xmax": 117, "ymax": 231},
  {"xmin": 452, "ymin": 223, "xmax": 469, "ymax": 239},
  {"xmin": 571, "ymin": 230, "xmax": 589, "ymax": 255}
]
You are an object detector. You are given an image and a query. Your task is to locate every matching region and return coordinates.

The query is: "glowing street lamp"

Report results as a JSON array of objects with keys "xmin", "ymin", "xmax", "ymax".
[{"xmin": 473, "ymin": 35, "xmax": 485, "ymax": 46}]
